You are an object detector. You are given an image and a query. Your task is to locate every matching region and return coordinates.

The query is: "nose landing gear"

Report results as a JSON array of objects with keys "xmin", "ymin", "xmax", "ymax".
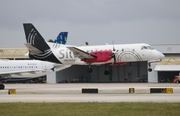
[
  {"xmin": 148, "ymin": 68, "xmax": 152, "ymax": 72},
  {"xmin": 148, "ymin": 62, "xmax": 152, "ymax": 72}
]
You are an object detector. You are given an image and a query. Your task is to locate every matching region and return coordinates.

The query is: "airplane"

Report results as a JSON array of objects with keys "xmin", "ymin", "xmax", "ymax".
[
  {"xmin": 0, "ymin": 59, "xmax": 71, "ymax": 90},
  {"xmin": 0, "ymin": 31, "xmax": 68, "ymax": 90},
  {"xmin": 23, "ymin": 23, "xmax": 165, "ymax": 75}
]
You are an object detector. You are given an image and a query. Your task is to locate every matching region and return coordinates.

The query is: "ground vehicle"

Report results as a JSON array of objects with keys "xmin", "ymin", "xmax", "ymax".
[{"xmin": 173, "ymin": 75, "xmax": 180, "ymax": 83}]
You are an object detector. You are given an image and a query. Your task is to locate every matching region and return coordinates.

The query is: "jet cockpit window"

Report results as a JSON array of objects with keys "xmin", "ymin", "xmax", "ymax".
[
  {"xmin": 141, "ymin": 46, "xmax": 148, "ymax": 50},
  {"xmin": 141, "ymin": 46, "xmax": 154, "ymax": 50},
  {"xmin": 147, "ymin": 46, "xmax": 154, "ymax": 50}
]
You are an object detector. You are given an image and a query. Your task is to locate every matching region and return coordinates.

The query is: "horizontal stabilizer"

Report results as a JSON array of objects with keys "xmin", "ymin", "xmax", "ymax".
[
  {"xmin": 53, "ymin": 64, "xmax": 72, "ymax": 71},
  {"xmin": 23, "ymin": 23, "xmax": 50, "ymax": 51},
  {"xmin": 25, "ymin": 43, "xmax": 43, "ymax": 55}
]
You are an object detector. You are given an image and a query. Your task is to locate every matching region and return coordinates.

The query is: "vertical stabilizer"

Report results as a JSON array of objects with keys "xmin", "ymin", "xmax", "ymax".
[
  {"xmin": 23, "ymin": 23, "xmax": 50, "ymax": 51},
  {"xmin": 54, "ymin": 32, "xmax": 68, "ymax": 44},
  {"xmin": 23, "ymin": 23, "xmax": 61, "ymax": 64}
]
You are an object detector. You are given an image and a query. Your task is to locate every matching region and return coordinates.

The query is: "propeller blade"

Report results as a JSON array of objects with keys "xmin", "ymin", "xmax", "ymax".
[
  {"xmin": 112, "ymin": 41, "xmax": 117, "ymax": 64},
  {"xmin": 113, "ymin": 55, "xmax": 116, "ymax": 64},
  {"xmin": 112, "ymin": 41, "xmax": 115, "ymax": 51},
  {"xmin": 111, "ymin": 53, "xmax": 116, "ymax": 64}
]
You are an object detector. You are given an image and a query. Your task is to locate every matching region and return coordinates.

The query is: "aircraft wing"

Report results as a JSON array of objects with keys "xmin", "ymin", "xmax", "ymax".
[
  {"xmin": 53, "ymin": 64, "xmax": 72, "ymax": 71},
  {"xmin": 0, "ymin": 69, "xmax": 44, "ymax": 76},
  {"xmin": 67, "ymin": 47, "xmax": 97, "ymax": 59}
]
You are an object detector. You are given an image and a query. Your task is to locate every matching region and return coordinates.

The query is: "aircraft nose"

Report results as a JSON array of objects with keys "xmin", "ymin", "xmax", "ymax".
[{"xmin": 158, "ymin": 51, "xmax": 165, "ymax": 59}]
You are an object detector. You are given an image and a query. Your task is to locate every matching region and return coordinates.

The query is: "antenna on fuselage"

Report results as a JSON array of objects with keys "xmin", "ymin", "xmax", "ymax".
[{"xmin": 85, "ymin": 42, "xmax": 89, "ymax": 45}]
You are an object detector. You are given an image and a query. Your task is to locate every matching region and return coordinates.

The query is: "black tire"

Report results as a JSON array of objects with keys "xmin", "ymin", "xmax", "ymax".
[
  {"xmin": 0, "ymin": 84, "xmax": 5, "ymax": 90},
  {"xmin": 148, "ymin": 68, "xmax": 152, "ymax": 72},
  {"xmin": 104, "ymin": 70, "xmax": 110, "ymax": 75},
  {"xmin": 87, "ymin": 68, "xmax": 92, "ymax": 73}
]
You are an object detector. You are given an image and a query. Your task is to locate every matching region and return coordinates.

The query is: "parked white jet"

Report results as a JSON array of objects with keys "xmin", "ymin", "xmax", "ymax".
[
  {"xmin": 23, "ymin": 23, "xmax": 165, "ymax": 75},
  {"xmin": 0, "ymin": 59, "xmax": 71, "ymax": 90}
]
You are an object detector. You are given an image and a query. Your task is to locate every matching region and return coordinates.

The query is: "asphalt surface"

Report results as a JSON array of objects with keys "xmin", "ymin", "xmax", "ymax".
[{"xmin": 0, "ymin": 83, "xmax": 180, "ymax": 102}]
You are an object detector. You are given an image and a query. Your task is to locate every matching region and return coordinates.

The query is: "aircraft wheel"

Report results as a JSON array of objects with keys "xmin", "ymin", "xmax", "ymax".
[
  {"xmin": 0, "ymin": 84, "xmax": 5, "ymax": 90},
  {"xmin": 148, "ymin": 68, "xmax": 152, "ymax": 72},
  {"xmin": 104, "ymin": 70, "xmax": 110, "ymax": 75},
  {"xmin": 87, "ymin": 68, "xmax": 92, "ymax": 73}
]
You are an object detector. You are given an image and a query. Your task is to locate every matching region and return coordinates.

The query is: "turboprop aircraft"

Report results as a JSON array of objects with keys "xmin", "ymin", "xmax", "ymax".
[
  {"xmin": 23, "ymin": 23, "xmax": 165, "ymax": 75},
  {"xmin": 0, "ymin": 59, "xmax": 71, "ymax": 90}
]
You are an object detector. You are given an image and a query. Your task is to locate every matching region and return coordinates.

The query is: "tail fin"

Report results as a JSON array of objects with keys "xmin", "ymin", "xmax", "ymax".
[
  {"xmin": 54, "ymin": 32, "xmax": 68, "ymax": 44},
  {"xmin": 23, "ymin": 23, "xmax": 61, "ymax": 64},
  {"xmin": 23, "ymin": 23, "xmax": 50, "ymax": 52}
]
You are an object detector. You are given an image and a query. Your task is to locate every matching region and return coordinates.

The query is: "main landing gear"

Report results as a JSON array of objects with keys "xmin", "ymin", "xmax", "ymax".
[
  {"xmin": 87, "ymin": 64, "xmax": 110, "ymax": 75},
  {"xmin": 148, "ymin": 62, "xmax": 152, "ymax": 72},
  {"xmin": 87, "ymin": 63, "xmax": 93, "ymax": 73},
  {"xmin": 104, "ymin": 68, "xmax": 110, "ymax": 75},
  {"xmin": 0, "ymin": 83, "xmax": 5, "ymax": 90},
  {"xmin": 87, "ymin": 67, "xmax": 92, "ymax": 73}
]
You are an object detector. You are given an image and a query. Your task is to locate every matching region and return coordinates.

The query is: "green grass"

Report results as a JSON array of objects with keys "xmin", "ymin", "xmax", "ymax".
[{"xmin": 0, "ymin": 102, "xmax": 179, "ymax": 116}]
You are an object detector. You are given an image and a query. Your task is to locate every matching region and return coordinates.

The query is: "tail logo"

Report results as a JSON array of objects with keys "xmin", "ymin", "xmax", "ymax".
[
  {"xmin": 27, "ymin": 29, "xmax": 37, "ymax": 45},
  {"xmin": 23, "ymin": 23, "xmax": 61, "ymax": 63},
  {"xmin": 27, "ymin": 29, "xmax": 53, "ymax": 59}
]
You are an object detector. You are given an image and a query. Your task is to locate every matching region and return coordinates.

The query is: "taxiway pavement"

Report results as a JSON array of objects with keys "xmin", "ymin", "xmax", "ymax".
[{"xmin": 0, "ymin": 83, "xmax": 180, "ymax": 102}]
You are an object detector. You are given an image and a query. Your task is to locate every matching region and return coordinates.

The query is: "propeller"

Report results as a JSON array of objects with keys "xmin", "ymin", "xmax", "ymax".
[
  {"xmin": 111, "ymin": 41, "xmax": 117, "ymax": 64},
  {"xmin": 113, "ymin": 41, "xmax": 115, "ymax": 52}
]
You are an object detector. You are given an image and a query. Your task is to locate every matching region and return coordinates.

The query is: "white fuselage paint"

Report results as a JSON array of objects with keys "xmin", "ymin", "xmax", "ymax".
[
  {"xmin": 0, "ymin": 60, "xmax": 70, "ymax": 78},
  {"xmin": 48, "ymin": 43, "xmax": 164, "ymax": 65}
]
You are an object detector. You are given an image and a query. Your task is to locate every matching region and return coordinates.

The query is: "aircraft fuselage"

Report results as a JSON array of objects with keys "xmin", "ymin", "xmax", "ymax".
[{"xmin": 50, "ymin": 43, "xmax": 164, "ymax": 65}]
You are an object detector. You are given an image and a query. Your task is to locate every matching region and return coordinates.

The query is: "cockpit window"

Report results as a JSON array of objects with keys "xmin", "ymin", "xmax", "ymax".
[
  {"xmin": 147, "ymin": 46, "xmax": 154, "ymax": 50},
  {"xmin": 141, "ymin": 46, "xmax": 148, "ymax": 50},
  {"xmin": 141, "ymin": 46, "xmax": 154, "ymax": 50}
]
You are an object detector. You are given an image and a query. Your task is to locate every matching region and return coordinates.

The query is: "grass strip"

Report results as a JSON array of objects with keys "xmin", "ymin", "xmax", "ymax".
[{"xmin": 0, "ymin": 102, "xmax": 179, "ymax": 116}]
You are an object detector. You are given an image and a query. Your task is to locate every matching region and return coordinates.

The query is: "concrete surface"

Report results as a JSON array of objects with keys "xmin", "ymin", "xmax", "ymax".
[{"xmin": 0, "ymin": 83, "xmax": 180, "ymax": 102}]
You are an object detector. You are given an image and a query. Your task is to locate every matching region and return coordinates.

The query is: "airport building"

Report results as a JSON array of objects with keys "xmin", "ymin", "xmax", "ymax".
[{"xmin": 0, "ymin": 44, "xmax": 180, "ymax": 83}]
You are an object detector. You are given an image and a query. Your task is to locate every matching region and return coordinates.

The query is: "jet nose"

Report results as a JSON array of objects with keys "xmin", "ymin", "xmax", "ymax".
[{"xmin": 158, "ymin": 51, "xmax": 165, "ymax": 59}]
